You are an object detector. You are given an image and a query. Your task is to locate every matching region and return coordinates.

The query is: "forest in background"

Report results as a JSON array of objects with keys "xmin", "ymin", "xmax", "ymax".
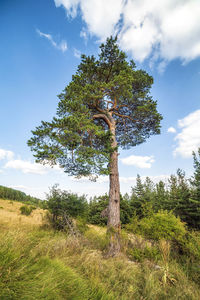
[
  {"xmin": 0, "ymin": 148, "xmax": 200, "ymax": 299},
  {"xmin": 1, "ymin": 148, "xmax": 200, "ymax": 231}
]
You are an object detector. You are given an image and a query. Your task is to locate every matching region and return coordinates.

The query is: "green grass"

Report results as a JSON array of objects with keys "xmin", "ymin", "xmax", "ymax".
[
  {"xmin": 0, "ymin": 199, "xmax": 200, "ymax": 300},
  {"xmin": 0, "ymin": 230, "xmax": 113, "ymax": 300}
]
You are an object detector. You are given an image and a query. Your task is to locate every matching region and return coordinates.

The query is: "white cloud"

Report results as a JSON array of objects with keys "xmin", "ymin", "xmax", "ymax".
[
  {"xmin": 55, "ymin": 0, "xmax": 124, "ymax": 40},
  {"xmin": 0, "ymin": 148, "xmax": 14, "ymax": 160},
  {"xmin": 4, "ymin": 159, "xmax": 61, "ymax": 175},
  {"xmin": 54, "ymin": 0, "xmax": 200, "ymax": 66},
  {"xmin": 59, "ymin": 40, "xmax": 68, "ymax": 52},
  {"xmin": 80, "ymin": 28, "xmax": 88, "ymax": 42},
  {"xmin": 121, "ymin": 155, "xmax": 155, "ymax": 168},
  {"xmin": 8, "ymin": 185, "xmax": 29, "ymax": 191},
  {"xmin": 120, "ymin": 174, "xmax": 170, "ymax": 185},
  {"xmin": 167, "ymin": 127, "xmax": 176, "ymax": 133},
  {"xmin": 173, "ymin": 109, "xmax": 200, "ymax": 158},
  {"xmin": 8, "ymin": 185, "xmax": 48, "ymax": 199},
  {"xmin": 36, "ymin": 29, "xmax": 67, "ymax": 52},
  {"xmin": 74, "ymin": 48, "xmax": 81, "ymax": 58},
  {"xmin": 54, "ymin": 0, "xmax": 80, "ymax": 18}
]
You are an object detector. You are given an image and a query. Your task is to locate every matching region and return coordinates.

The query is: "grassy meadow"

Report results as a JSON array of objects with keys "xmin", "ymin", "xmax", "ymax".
[{"xmin": 0, "ymin": 198, "xmax": 200, "ymax": 300}]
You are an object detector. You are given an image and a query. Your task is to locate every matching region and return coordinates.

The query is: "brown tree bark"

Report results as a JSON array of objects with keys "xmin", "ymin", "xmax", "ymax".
[{"xmin": 107, "ymin": 118, "xmax": 121, "ymax": 256}]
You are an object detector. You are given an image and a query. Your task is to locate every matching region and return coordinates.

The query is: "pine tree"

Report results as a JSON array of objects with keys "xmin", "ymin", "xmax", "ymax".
[
  {"xmin": 189, "ymin": 149, "xmax": 200, "ymax": 229},
  {"xmin": 28, "ymin": 37, "xmax": 162, "ymax": 255},
  {"xmin": 130, "ymin": 176, "xmax": 154, "ymax": 218},
  {"xmin": 154, "ymin": 180, "xmax": 169, "ymax": 211}
]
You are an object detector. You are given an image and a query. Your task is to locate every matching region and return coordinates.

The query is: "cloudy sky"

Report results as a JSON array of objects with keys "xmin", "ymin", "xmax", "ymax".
[{"xmin": 1, "ymin": 0, "xmax": 200, "ymax": 199}]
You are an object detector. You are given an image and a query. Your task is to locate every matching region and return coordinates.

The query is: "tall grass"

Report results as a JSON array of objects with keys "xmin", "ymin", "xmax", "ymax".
[{"xmin": 0, "ymin": 199, "xmax": 200, "ymax": 300}]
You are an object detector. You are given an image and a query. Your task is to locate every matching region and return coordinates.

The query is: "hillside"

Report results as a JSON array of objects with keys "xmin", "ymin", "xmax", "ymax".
[
  {"xmin": 0, "ymin": 198, "xmax": 45, "ymax": 228},
  {"xmin": 0, "ymin": 185, "xmax": 46, "ymax": 208},
  {"xmin": 0, "ymin": 198, "xmax": 200, "ymax": 300}
]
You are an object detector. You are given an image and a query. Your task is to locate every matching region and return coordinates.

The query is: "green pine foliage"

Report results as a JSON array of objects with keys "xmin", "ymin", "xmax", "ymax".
[
  {"xmin": 88, "ymin": 195, "xmax": 108, "ymax": 225},
  {"xmin": 189, "ymin": 149, "xmax": 200, "ymax": 229},
  {"xmin": 28, "ymin": 36, "xmax": 162, "ymax": 179},
  {"xmin": 87, "ymin": 194, "xmax": 133, "ymax": 226},
  {"xmin": 127, "ymin": 150, "xmax": 200, "ymax": 230}
]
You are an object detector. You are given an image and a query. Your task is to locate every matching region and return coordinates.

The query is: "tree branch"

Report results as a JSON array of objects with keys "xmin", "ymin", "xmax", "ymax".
[
  {"xmin": 113, "ymin": 111, "xmax": 145, "ymax": 125},
  {"xmin": 112, "ymin": 111, "xmax": 134, "ymax": 121},
  {"xmin": 109, "ymin": 104, "xmax": 130, "ymax": 112},
  {"xmin": 93, "ymin": 113, "xmax": 111, "ymax": 128}
]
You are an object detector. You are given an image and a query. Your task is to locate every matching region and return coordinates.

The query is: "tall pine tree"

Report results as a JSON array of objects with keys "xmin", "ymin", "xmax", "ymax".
[{"xmin": 28, "ymin": 37, "xmax": 162, "ymax": 255}]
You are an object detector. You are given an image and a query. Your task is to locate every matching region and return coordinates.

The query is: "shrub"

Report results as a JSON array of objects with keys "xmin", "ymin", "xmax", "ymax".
[
  {"xmin": 176, "ymin": 230, "xmax": 200, "ymax": 261},
  {"xmin": 125, "ymin": 214, "xmax": 139, "ymax": 233},
  {"xmin": 46, "ymin": 185, "xmax": 88, "ymax": 232},
  {"xmin": 47, "ymin": 185, "xmax": 88, "ymax": 217},
  {"xmin": 20, "ymin": 205, "xmax": 34, "ymax": 216},
  {"xmin": 137, "ymin": 210, "xmax": 186, "ymax": 241}
]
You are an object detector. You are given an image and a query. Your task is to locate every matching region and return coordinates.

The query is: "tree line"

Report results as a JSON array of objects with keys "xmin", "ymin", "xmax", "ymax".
[
  {"xmin": 89, "ymin": 149, "xmax": 200, "ymax": 230},
  {"xmin": 0, "ymin": 185, "xmax": 46, "ymax": 208},
  {"xmin": 46, "ymin": 148, "xmax": 200, "ymax": 231},
  {"xmin": 1, "ymin": 148, "xmax": 199, "ymax": 230}
]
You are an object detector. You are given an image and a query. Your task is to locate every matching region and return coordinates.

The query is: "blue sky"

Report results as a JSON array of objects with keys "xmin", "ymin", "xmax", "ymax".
[{"xmin": 1, "ymin": 0, "xmax": 200, "ymax": 199}]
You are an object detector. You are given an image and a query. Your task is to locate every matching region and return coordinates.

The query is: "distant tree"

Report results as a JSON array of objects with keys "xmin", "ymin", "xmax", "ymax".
[
  {"xmin": 88, "ymin": 194, "xmax": 132, "ymax": 226},
  {"xmin": 28, "ymin": 37, "xmax": 162, "ymax": 255},
  {"xmin": 174, "ymin": 169, "xmax": 191, "ymax": 223},
  {"xmin": 88, "ymin": 195, "xmax": 108, "ymax": 226},
  {"xmin": 130, "ymin": 176, "xmax": 155, "ymax": 218},
  {"xmin": 0, "ymin": 185, "xmax": 42, "ymax": 206},
  {"xmin": 120, "ymin": 195, "xmax": 133, "ymax": 225},
  {"xmin": 189, "ymin": 149, "xmax": 200, "ymax": 229},
  {"xmin": 168, "ymin": 174, "xmax": 179, "ymax": 210},
  {"xmin": 154, "ymin": 180, "xmax": 169, "ymax": 211}
]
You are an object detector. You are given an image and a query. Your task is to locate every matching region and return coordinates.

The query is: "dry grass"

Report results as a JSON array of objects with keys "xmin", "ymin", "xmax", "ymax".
[
  {"xmin": 0, "ymin": 198, "xmax": 200, "ymax": 300},
  {"xmin": 88, "ymin": 224, "xmax": 107, "ymax": 234},
  {"xmin": 0, "ymin": 198, "xmax": 45, "ymax": 229}
]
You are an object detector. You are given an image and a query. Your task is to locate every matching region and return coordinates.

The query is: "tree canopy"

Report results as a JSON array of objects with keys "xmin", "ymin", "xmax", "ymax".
[{"xmin": 28, "ymin": 36, "xmax": 162, "ymax": 179}]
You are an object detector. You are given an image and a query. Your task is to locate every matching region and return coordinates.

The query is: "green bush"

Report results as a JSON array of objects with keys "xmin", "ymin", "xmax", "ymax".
[
  {"xmin": 126, "ymin": 210, "xmax": 186, "ymax": 242},
  {"xmin": 20, "ymin": 205, "xmax": 34, "ymax": 216},
  {"xmin": 137, "ymin": 210, "xmax": 186, "ymax": 241},
  {"xmin": 176, "ymin": 230, "xmax": 200, "ymax": 261},
  {"xmin": 125, "ymin": 214, "xmax": 139, "ymax": 233},
  {"xmin": 46, "ymin": 185, "xmax": 88, "ymax": 231}
]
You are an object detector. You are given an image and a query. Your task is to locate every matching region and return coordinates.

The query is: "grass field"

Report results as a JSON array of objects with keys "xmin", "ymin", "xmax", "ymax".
[{"xmin": 0, "ymin": 199, "xmax": 199, "ymax": 300}]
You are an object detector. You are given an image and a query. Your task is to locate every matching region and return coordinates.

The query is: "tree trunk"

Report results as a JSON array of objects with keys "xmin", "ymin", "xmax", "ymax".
[{"xmin": 107, "ymin": 120, "xmax": 121, "ymax": 256}]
